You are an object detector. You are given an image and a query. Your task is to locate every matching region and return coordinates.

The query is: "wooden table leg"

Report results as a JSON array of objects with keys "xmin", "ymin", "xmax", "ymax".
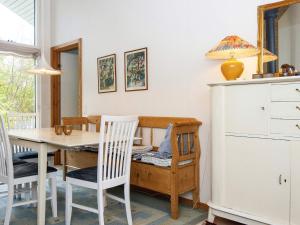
[{"xmin": 37, "ymin": 143, "xmax": 48, "ymax": 225}]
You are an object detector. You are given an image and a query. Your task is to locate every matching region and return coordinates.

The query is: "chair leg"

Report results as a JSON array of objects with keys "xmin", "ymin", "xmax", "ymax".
[
  {"xmin": 50, "ymin": 177, "xmax": 58, "ymax": 218},
  {"xmin": 32, "ymin": 181, "xmax": 37, "ymax": 207},
  {"xmin": 65, "ymin": 182, "xmax": 73, "ymax": 225},
  {"xmin": 97, "ymin": 188, "xmax": 105, "ymax": 225},
  {"xmin": 4, "ymin": 187, "xmax": 13, "ymax": 225},
  {"xmin": 124, "ymin": 183, "xmax": 133, "ymax": 225}
]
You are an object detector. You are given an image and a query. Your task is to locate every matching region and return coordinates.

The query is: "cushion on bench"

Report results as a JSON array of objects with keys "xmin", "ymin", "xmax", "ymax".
[
  {"xmin": 159, "ymin": 124, "xmax": 173, "ymax": 154},
  {"xmin": 14, "ymin": 162, "xmax": 57, "ymax": 179}
]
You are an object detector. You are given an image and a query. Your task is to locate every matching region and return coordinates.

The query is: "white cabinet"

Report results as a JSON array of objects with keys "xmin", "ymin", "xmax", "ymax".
[
  {"xmin": 291, "ymin": 142, "xmax": 300, "ymax": 225},
  {"xmin": 225, "ymin": 137, "xmax": 290, "ymax": 224},
  {"xmin": 208, "ymin": 77, "xmax": 300, "ymax": 225},
  {"xmin": 225, "ymin": 84, "xmax": 268, "ymax": 135}
]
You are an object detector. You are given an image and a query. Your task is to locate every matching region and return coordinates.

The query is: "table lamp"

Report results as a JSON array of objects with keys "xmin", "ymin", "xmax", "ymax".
[{"xmin": 206, "ymin": 35, "xmax": 258, "ymax": 80}]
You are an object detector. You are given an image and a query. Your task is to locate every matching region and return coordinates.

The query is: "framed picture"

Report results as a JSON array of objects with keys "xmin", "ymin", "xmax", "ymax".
[
  {"xmin": 124, "ymin": 47, "xmax": 148, "ymax": 91},
  {"xmin": 97, "ymin": 54, "xmax": 117, "ymax": 93}
]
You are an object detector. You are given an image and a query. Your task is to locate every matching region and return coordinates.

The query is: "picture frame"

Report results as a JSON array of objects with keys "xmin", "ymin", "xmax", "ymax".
[
  {"xmin": 124, "ymin": 47, "xmax": 148, "ymax": 92},
  {"xmin": 97, "ymin": 54, "xmax": 117, "ymax": 93}
]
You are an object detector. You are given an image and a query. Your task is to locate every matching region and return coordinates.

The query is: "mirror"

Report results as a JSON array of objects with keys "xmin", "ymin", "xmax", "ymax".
[{"xmin": 258, "ymin": 0, "xmax": 300, "ymax": 74}]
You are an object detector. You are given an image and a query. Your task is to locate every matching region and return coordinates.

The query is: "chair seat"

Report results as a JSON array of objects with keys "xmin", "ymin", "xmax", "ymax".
[
  {"xmin": 14, "ymin": 162, "xmax": 57, "ymax": 179},
  {"xmin": 67, "ymin": 166, "xmax": 97, "ymax": 183},
  {"xmin": 13, "ymin": 151, "xmax": 55, "ymax": 160},
  {"xmin": 13, "ymin": 160, "xmax": 27, "ymax": 165}
]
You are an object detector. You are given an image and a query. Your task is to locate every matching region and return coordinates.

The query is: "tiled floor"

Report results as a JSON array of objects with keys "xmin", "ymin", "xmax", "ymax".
[{"xmin": 0, "ymin": 170, "xmax": 208, "ymax": 225}]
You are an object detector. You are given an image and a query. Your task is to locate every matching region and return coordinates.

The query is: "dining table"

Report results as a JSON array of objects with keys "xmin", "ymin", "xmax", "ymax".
[{"xmin": 8, "ymin": 128, "xmax": 100, "ymax": 225}]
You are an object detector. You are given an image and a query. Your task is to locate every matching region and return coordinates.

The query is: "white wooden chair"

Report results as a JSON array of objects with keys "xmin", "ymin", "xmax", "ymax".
[
  {"xmin": 65, "ymin": 115, "xmax": 139, "ymax": 225},
  {"xmin": 7, "ymin": 112, "xmax": 55, "ymax": 164},
  {"xmin": 7, "ymin": 112, "xmax": 55, "ymax": 201},
  {"xmin": 0, "ymin": 115, "xmax": 58, "ymax": 225}
]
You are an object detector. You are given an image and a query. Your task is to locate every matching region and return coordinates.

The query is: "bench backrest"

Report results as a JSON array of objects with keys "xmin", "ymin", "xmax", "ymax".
[{"xmin": 62, "ymin": 115, "xmax": 201, "ymax": 165}]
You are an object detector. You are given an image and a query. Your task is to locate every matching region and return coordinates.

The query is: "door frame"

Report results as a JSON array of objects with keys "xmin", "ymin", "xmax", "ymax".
[{"xmin": 50, "ymin": 38, "xmax": 82, "ymax": 126}]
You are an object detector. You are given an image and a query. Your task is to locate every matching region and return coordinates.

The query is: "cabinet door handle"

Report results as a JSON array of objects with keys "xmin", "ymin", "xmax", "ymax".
[
  {"xmin": 279, "ymin": 175, "xmax": 282, "ymax": 185},
  {"xmin": 296, "ymin": 88, "xmax": 300, "ymax": 93},
  {"xmin": 296, "ymin": 106, "xmax": 300, "ymax": 111},
  {"xmin": 261, "ymin": 106, "xmax": 265, "ymax": 111},
  {"xmin": 296, "ymin": 124, "xmax": 300, "ymax": 130}
]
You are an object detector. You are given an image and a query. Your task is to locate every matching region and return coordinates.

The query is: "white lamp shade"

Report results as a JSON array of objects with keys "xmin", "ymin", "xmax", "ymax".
[{"xmin": 27, "ymin": 55, "xmax": 61, "ymax": 75}]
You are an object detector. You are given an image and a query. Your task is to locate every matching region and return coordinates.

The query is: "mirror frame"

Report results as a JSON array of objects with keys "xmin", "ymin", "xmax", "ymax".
[{"xmin": 257, "ymin": 0, "xmax": 300, "ymax": 74}]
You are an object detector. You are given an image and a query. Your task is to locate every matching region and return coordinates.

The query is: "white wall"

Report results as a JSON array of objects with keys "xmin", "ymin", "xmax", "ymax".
[
  {"xmin": 51, "ymin": 0, "xmax": 277, "ymax": 203},
  {"xmin": 40, "ymin": 0, "xmax": 52, "ymax": 128},
  {"xmin": 60, "ymin": 52, "xmax": 79, "ymax": 118}
]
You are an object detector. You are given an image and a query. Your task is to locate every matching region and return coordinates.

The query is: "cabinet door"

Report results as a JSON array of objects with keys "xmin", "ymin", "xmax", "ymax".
[
  {"xmin": 225, "ymin": 84, "xmax": 269, "ymax": 135},
  {"xmin": 291, "ymin": 142, "xmax": 300, "ymax": 225},
  {"xmin": 224, "ymin": 136, "xmax": 290, "ymax": 225}
]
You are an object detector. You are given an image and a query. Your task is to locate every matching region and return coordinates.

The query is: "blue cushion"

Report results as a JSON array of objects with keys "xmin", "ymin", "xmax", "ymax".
[
  {"xmin": 13, "ymin": 151, "xmax": 55, "ymax": 160},
  {"xmin": 159, "ymin": 123, "xmax": 173, "ymax": 155},
  {"xmin": 14, "ymin": 162, "xmax": 57, "ymax": 179},
  {"xmin": 67, "ymin": 167, "xmax": 97, "ymax": 183}
]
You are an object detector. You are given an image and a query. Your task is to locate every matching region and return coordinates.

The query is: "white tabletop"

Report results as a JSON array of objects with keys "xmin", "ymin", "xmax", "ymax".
[{"xmin": 8, "ymin": 128, "xmax": 99, "ymax": 148}]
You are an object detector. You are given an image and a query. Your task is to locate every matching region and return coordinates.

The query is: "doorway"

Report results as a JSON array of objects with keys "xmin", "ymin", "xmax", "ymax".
[{"xmin": 50, "ymin": 39, "xmax": 82, "ymax": 126}]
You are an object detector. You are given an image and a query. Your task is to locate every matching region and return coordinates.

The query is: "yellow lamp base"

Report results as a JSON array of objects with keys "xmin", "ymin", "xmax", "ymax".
[{"xmin": 221, "ymin": 58, "xmax": 244, "ymax": 80}]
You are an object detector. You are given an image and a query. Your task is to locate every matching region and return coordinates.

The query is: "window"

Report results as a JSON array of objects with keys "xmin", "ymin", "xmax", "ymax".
[
  {"xmin": 0, "ymin": 0, "xmax": 38, "ymax": 127},
  {"xmin": 0, "ymin": 54, "xmax": 35, "ymax": 115},
  {"xmin": 0, "ymin": 0, "xmax": 35, "ymax": 45}
]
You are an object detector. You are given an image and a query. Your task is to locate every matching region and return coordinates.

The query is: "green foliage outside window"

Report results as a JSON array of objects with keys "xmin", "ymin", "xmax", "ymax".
[{"xmin": 0, "ymin": 54, "xmax": 35, "ymax": 117}]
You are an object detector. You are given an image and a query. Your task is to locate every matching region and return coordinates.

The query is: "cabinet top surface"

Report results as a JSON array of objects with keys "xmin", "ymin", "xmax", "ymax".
[{"xmin": 208, "ymin": 76, "xmax": 300, "ymax": 87}]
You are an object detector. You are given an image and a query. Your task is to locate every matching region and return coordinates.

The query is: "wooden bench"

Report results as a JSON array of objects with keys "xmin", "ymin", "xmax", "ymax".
[
  {"xmin": 132, "ymin": 116, "xmax": 201, "ymax": 219},
  {"xmin": 60, "ymin": 115, "xmax": 201, "ymax": 219}
]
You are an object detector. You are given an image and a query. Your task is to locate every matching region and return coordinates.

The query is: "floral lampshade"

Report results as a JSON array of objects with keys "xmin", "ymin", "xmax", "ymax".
[
  {"xmin": 206, "ymin": 35, "xmax": 258, "ymax": 59},
  {"xmin": 262, "ymin": 48, "xmax": 278, "ymax": 63}
]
